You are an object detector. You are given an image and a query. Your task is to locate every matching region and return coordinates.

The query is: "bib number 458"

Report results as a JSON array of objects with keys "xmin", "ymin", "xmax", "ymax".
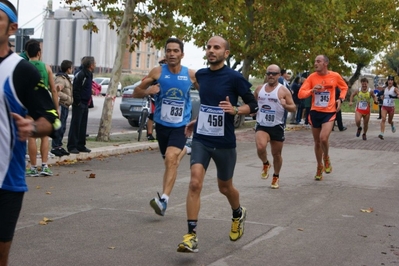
[{"xmin": 208, "ymin": 114, "xmax": 223, "ymax": 127}]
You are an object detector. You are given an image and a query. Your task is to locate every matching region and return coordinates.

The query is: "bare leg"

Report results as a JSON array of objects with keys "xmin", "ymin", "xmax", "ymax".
[
  {"xmin": 0, "ymin": 241, "xmax": 12, "ymax": 266},
  {"xmin": 363, "ymin": 114, "xmax": 370, "ymax": 134},
  {"xmin": 218, "ymin": 178, "xmax": 240, "ymax": 210},
  {"xmin": 40, "ymin": 137, "xmax": 49, "ymax": 164},
  {"xmin": 270, "ymin": 141, "xmax": 283, "ymax": 174},
  {"xmin": 186, "ymin": 164, "xmax": 206, "ymax": 220},
  {"xmin": 162, "ymin": 146, "xmax": 183, "ymax": 196},
  {"xmin": 255, "ymin": 131, "xmax": 270, "ymax": 163},
  {"xmin": 28, "ymin": 137, "xmax": 37, "ymax": 166},
  {"xmin": 380, "ymin": 108, "xmax": 388, "ymax": 133}
]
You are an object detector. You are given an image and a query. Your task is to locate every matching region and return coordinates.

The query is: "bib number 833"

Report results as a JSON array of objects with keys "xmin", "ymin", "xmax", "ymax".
[{"xmin": 170, "ymin": 107, "xmax": 183, "ymax": 116}]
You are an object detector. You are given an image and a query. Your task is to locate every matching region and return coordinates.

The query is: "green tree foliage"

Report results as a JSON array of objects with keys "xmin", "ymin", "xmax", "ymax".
[{"xmin": 63, "ymin": 0, "xmax": 399, "ymax": 139}]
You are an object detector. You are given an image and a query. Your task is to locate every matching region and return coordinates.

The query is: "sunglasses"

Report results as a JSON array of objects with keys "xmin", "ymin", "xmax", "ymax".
[{"xmin": 266, "ymin": 72, "xmax": 279, "ymax": 76}]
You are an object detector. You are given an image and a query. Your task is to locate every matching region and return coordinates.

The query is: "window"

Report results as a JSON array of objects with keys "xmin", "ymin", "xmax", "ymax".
[
  {"xmin": 136, "ymin": 53, "xmax": 140, "ymax": 68},
  {"xmin": 146, "ymin": 54, "xmax": 150, "ymax": 68}
]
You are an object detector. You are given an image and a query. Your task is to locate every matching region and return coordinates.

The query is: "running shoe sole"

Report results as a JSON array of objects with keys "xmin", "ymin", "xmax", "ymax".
[{"xmin": 149, "ymin": 198, "xmax": 165, "ymax": 216}]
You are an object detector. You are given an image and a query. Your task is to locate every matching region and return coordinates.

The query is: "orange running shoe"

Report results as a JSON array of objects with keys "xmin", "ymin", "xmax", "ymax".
[
  {"xmin": 315, "ymin": 165, "xmax": 324, "ymax": 180},
  {"xmin": 261, "ymin": 163, "xmax": 270, "ymax": 179},
  {"xmin": 323, "ymin": 156, "xmax": 332, "ymax": 174},
  {"xmin": 271, "ymin": 176, "xmax": 279, "ymax": 189}
]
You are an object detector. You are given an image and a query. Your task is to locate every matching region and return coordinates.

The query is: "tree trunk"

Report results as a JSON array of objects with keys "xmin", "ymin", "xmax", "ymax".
[
  {"xmin": 241, "ymin": 55, "xmax": 254, "ymax": 80},
  {"xmin": 347, "ymin": 63, "xmax": 364, "ymax": 100},
  {"xmin": 96, "ymin": 0, "xmax": 136, "ymax": 141}
]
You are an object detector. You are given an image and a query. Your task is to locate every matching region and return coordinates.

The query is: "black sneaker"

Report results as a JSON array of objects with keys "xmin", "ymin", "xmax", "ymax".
[
  {"xmin": 59, "ymin": 147, "xmax": 70, "ymax": 156},
  {"xmin": 147, "ymin": 134, "xmax": 156, "ymax": 141},
  {"xmin": 51, "ymin": 148, "xmax": 64, "ymax": 157}
]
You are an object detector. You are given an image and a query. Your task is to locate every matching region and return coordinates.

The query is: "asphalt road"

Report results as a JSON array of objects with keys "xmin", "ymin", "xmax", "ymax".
[{"xmin": 9, "ymin": 117, "xmax": 399, "ymax": 266}]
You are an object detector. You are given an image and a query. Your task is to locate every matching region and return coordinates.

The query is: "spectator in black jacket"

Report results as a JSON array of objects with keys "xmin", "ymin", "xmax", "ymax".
[{"xmin": 67, "ymin": 56, "xmax": 95, "ymax": 154}]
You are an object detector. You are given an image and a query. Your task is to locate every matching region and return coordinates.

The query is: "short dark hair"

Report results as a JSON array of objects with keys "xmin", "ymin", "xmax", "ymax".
[
  {"xmin": 360, "ymin": 77, "xmax": 368, "ymax": 83},
  {"xmin": 281, "ymin": 69, "xmax": 287, "ymax": 75},
  {"xmin": 60, "ymin": 60, "xmax": 73, "ymax": 72},
  {"xmin": 82, "ymin": 56, "xmax": 95, "ymax": 69},
  {"xmin": 165, "ymin": 38, "xmax": 184, "ymax": 53},
  {"xmin": 26, "ymin": 39, "xmax": 41, "ymax": 57}
]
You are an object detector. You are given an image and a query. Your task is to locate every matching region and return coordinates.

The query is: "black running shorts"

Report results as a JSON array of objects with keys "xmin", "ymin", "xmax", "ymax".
[
  {"xmin": 0, "ymin": 189, "xmax": 24, "ymax": 242},
  {"xmin": 190, "ymin": 139, "xmax": 236, "ymax": 181}
]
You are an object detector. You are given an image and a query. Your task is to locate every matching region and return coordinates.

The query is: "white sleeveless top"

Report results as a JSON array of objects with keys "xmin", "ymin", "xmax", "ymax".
[
  {"xmin": 256, "ymin": 83, "xmax": 285, "ymax": 127},
  {"xmin": 383, "ymin": 86, "xmax": 397, "ymax": 107}
]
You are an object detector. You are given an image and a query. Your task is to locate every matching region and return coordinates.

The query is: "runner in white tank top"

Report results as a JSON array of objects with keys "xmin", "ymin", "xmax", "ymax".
[
  {"xmin": 378, "ymin": 76, "xmax": 399, "ymax": 139},
  {"xmin": 254, "ymin": 64, "xmax": 296, "ymax": 189}
]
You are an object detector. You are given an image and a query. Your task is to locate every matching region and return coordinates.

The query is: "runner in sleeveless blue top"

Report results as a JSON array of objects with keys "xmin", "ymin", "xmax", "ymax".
[
  {"xmin": 0, "ymin": 1, "xmax": 60, "ymax": 264},
  {"xmin": 132, "ymin": 38, "xmax": 198, "ymax": 217},
  {"xmin": 254, "ymin": 64, "xmax": 296, "ymax": 189},
  {"xmin": 177, "ymin": 36, "xmax": 258, "ymax": 253}
]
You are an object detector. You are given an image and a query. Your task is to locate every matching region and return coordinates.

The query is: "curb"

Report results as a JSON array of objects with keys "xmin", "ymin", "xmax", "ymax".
[{"xmin": 28, "ymin": 141, "xmax": 159, "ymax": 166}]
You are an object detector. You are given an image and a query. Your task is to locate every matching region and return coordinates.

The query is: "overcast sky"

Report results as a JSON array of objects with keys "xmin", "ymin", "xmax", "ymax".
[{"xmin": 9, "ymin": 0, "xmax": 207, "ymax": 70}]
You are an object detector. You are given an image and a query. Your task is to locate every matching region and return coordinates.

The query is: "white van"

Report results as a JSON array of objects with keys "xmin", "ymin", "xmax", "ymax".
[{"xmin": 93, "ymin": 77, "xmax": 122, "ymax": 97}]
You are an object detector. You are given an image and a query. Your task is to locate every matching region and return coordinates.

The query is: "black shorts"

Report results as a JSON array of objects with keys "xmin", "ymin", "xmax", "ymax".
[
  {"xmin": 0, "ymin": 189, "xmax": 24, "ymax": 242},
  {"xmin": 309, "ymin": 111, "xmax": 336, "ymax": 128},
  {"xmin": 190, "ymin": 139, "xmax": 236, "ymax": 181},
  {"xmin": 255, "ymin": 124, "xmax": 285, "ymax": 142},
  {"xmin": 155, "ymin": 123, "xmax": 186, "ymax": 158}
]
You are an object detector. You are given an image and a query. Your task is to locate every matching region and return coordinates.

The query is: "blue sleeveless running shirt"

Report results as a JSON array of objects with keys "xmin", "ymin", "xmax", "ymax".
[
  {"xmin": 153, "ymin": 64, "xmax": 193, "ymax": 127},
  {"xmin": 0, "ymin": 53, "xmax": 28, "ymax": 192}
]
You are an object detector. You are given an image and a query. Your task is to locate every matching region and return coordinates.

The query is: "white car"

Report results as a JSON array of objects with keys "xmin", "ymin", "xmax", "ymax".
[{"xmin": 93, "ymin": 77, "xmax": 122, "ymax": 97}]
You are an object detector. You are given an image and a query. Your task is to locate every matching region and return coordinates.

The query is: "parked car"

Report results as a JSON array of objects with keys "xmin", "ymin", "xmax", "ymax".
[
  {"xmin": 93, "ymin": 77, "xmax": 122, "ymax": 97},
  {"xmin": 119, "ymin": 81, "xmax": 244, "ymax": 128}
]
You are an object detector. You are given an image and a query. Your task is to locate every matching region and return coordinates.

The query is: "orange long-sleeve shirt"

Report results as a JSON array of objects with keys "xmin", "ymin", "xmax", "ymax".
[{"xmin": 298, "ymin": 71, "xmax": 348, "ymax": 113}]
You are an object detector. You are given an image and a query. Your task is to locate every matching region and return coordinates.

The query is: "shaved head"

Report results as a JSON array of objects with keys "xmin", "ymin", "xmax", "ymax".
[{"xmin": 208, "ymin": 36, "xmax": 230, "ymax": 50}]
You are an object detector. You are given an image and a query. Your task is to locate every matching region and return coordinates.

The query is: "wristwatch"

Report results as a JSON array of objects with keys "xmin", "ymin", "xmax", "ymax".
[
  {"xmin": 234, "ymin": 106, "xmax": 239, "ymax": 115},
  {"xmin": 30, "ymin": 122, "xmax": 38, "ymax": 137}
]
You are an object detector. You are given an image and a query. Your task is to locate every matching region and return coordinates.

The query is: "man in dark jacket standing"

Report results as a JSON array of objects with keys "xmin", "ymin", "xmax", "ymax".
[{"xmin": 67, "ymin": 56, "xmax": 95, "ymax": 154}]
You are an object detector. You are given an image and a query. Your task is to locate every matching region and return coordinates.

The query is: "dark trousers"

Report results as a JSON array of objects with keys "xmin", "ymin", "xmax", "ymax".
[
  {"xmin": 67, "ymin": 103, "xmax": 88, "ymax": 151},
  {"xmin": 52, "ymin": 105, "xmax": 69, "ymax": 148},
  {"xmin": 295, "ymin": 104, "xmax": 304, "ymax": 123},
  {"xmin": 335, "ymin": 110, "xmax": 344, "ymax": 130}
]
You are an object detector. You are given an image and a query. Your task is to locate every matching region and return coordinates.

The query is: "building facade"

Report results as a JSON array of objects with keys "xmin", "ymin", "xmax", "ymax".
[{"xmin": 40, "ymin": 7, "xmax": 163, "ymax": 75}]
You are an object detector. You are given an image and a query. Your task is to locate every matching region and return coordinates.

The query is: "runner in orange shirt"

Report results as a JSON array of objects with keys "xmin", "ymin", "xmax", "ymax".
[{"xmin": 298, "ymin": 55, "xmax": 348, "ymax": 180}]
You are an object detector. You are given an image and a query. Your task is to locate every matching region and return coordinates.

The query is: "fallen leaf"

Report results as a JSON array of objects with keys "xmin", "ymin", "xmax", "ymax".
[
  {"xmin": 88, "ymin": 173, "xmax": 96, "ymax": 178},
  {"xmin": 46, "ymin": 191, "xmax": 52, "ymax": 195},
  {"xmin": 360, "ymin": 207, "xmax": 373, "ymax": 213},
  {"xmin": 43, "ymin": 217, "xmax": 53, "ymax": 222},
  {"xmin": 108, "ymin": 246, "xmax": 116, "ymax": 250},
  {"xmin": 39, "ymin": 220, "xmax": 48, "ymax": 225},
  {"xmin": 297, "ymin": 228, "xmax": 304, "ymax": 231},
  {"xmin": 36, "ymin": 186, "xmax": 41, "ymax": 189}
]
